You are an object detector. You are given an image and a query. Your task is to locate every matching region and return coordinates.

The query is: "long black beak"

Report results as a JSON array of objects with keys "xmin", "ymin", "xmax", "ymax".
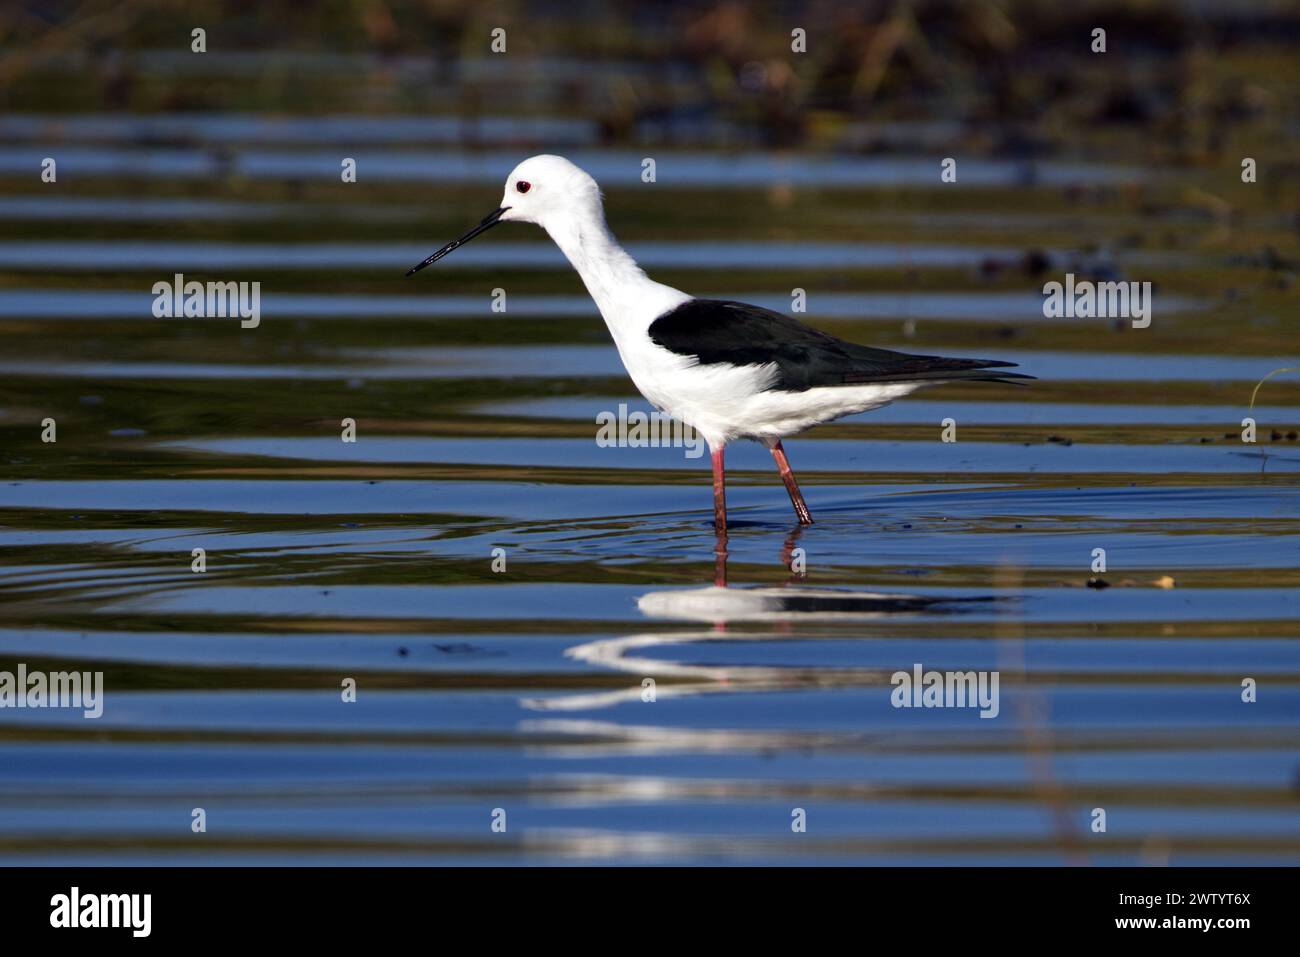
[{"xmin": 405, "ymin": 206, "xmax": 510, "ymax": 276}]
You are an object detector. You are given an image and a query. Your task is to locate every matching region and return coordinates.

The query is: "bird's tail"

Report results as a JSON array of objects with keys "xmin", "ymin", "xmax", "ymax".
[{"xmin": 844, "ymin": 356, "xmax": 1035, "ymax": 386}]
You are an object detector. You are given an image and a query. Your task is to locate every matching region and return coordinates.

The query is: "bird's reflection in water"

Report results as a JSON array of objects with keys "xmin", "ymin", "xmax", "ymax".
[{"xmin": 522, "ymin": 525, "xmax": 997, "ymax": 716}]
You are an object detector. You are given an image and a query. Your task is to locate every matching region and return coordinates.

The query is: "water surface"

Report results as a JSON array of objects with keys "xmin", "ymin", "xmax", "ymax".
[{"xmin": 1, "ymin": 133, "xmax": 1297, "ymax": 867}]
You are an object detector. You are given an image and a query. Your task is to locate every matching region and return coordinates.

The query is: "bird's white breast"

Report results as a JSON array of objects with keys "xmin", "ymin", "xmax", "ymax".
[{"xmin": 616, "ymin": 333, "xmax": 921, "ymax": 448}]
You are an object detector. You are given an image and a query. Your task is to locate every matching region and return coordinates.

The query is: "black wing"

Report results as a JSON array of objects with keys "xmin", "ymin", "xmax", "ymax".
[{"xmin": 648, "ymin": 299, "xmax": 1032, "ymax": 392}]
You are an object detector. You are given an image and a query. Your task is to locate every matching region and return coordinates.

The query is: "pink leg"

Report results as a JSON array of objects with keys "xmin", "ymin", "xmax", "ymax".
[
  {"xmin": 711, "ymin": 446, "xmax": 728, "ymax": 587},
  {"xmin": 713, "ymin": 526, "xmax": 728, "ymax": 589},
  {"xmin": 770, "ymin": 439, "xmax": 814, "ymax": 525},
  {"xmin": 711, "ymin": 445, "xmax": 727, "ymax": 533}
]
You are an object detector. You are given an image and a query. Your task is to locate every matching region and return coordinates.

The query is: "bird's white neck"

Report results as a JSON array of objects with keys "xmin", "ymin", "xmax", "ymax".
[{"xmin": 541, "ymin": 210, "xmax": 688, "ymax": 343}]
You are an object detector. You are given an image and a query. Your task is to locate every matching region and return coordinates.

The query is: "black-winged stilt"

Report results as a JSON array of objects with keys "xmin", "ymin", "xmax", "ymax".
[{"xmin": 408, "ymin": 154, "xmax": 1031, "ymax": 531}]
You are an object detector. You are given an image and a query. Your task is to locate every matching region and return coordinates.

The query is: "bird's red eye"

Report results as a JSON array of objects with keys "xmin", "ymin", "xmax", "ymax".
[{"xmin": 516, "ymin": 180, "xmax": 531, "ymax": 193}]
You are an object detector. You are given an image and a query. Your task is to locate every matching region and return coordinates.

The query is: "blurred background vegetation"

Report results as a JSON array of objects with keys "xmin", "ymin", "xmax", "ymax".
[{"xmin": 3, "ymin": 0, "xmax": 1298, "ymax": 164}]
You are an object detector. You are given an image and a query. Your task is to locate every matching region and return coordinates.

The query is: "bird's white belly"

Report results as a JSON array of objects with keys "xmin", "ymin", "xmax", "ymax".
[
  {"xmin": 617, "ymin": 341, "xmax": 921, "ymax": 447},
  {"xmin": 731, "ymin": 380, "xmax": 921, "ymax": 440}
]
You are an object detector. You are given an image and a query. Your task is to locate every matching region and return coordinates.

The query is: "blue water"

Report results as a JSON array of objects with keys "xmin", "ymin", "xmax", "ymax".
[{"xmin": 2, "ymin": 107, "xmax": 1297, "ymax": 866}]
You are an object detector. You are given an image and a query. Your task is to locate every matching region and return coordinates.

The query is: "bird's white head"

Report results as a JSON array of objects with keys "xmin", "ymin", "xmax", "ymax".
[
  {"xmin": 497, "ymin": 154, "xmax": 601, "ymax": 226},
  {"xmin": 406, "ymin": 154, "xmax": 603, "ymax": 276}
]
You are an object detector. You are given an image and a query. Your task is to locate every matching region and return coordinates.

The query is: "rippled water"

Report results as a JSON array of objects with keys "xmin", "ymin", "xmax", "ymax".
[{"xmin": 1, "ymin": 113, "xmax": 1298, "ymax": 865}]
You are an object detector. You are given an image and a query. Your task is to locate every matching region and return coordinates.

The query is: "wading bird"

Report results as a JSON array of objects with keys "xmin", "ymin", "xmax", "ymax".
[{"xmin": 408, "ymin": 155, "xmax": 1030, "ymax": 531}]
